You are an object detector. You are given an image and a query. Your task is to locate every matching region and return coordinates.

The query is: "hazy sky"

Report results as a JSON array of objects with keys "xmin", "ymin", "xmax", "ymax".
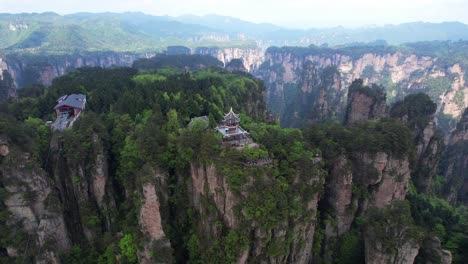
[{"xmin": 0, "ymin": 0, "xmax": 467, "ymax": 28}]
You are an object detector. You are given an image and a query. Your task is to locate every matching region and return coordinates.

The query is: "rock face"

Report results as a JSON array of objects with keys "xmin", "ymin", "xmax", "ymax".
[
  {"xmin": 365, "ymin": 234, "xmax": 420, "ymax": 264},
  {"xmin": 189, "ymin": 161, "xmax": 325, "ymax": 264},
  {"xmin": 190, "ymin": 163, "xmax": 238, "ymax": 229},
  {"xmin": 195, "ymin": 47, "xmax": 264, "ymax": 72},
  {"xmin": 0, "ymin": 141, "xmax": 71, "ymax": 263},
  {"xmin": 363, "ymin": 202, "xmax": 421, "ymax": 264},
  {"xmin": 344, "ymin": 79, "xmax": 387, "ymax": 124},
  {"xmin": 140, "ymin": 183, "xmax": 165, "ymax": 241},
  {"xmin": 0, "ymin": 143, "xmax": 9, "ymax": 157},
  {"xmin": 137, "ymin": 166, "xmax": 173, "ymax": 264},
  {"xmin": 441, "ymin": 108, "xmax": 468, "ymax": 204},
  {"xmin": 257, "ymin": 47, "xmax": 468, "ymax": 128},
  {"xmin": 419, "ymin": 237, "xmax": 453, "ymax": 264},
  {"xmin": 322, "ymin": 152, "xmax": 411, "ymax": 262},
  {"xmin": 225, "ymin": 58, "xmax": 248, "ymax": 72},
  {"xmin": 0, "ymin": 52, "xmax": 154, "ymax": 90},
  {"xmin": 412, "ymin": 120, "xmax": 442, "ymax": 193},
  {"xmin": 0, "ymin": 69, "xmax": 16, "ymax": 101},
  {"xmin": 49, "ymin": 133, "xmax": 115, "ymax": 244}
]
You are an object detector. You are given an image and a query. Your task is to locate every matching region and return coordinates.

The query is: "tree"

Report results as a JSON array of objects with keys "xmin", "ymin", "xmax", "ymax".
[{"xmin": 119, "ymin": 234, "xmax": 137, "ymax": 264}]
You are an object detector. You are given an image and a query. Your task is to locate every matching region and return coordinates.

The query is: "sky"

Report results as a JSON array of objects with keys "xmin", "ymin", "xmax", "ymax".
[{"xmin": 0, "ymin": 0, "xmax": 467, "ymax": 28}]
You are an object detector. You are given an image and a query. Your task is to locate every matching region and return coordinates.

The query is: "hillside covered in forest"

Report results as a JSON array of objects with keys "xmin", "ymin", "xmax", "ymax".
[{"xmin": 0, "ymin": 56, "xmax": 466, "ymax": 263}]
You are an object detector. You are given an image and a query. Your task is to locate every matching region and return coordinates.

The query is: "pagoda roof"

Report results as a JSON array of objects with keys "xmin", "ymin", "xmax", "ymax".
[{"xmin": 224, "ymin": 107, "xmax": 240, "ymax": 121}]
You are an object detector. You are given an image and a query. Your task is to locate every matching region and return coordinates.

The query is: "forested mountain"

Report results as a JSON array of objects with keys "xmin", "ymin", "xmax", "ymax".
[
  {"xmin": 259, "ymin": 41, "xmax": 468, "ymax": 132},
  {"xmin": 0, "ymin": 56, "xmax": 466, "ymax": 263},
  {"xmin": 0, "ymin": 11, "xmax": 467, "ymax": 264},
  {"xmin": 1, "ymin": 12, "xmax": 468, "ymax": 54}
]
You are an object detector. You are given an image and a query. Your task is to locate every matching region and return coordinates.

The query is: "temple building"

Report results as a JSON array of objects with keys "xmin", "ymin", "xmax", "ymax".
[
  {"xmin": 52, "ymin": 94, "xmax": 86, "ymax": 131},
  {"xmin": 216, "ymin": 108, "xmax": 254, "ymax": 147}
]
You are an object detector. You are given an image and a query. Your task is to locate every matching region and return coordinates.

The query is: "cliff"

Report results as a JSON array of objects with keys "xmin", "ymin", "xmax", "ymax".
[
  {"xmin": 0, "ymin": 136, "xmax": 70, "ymax": 263},
  {"xmin": 194, "ymin": 47, "xmax": 264, "ymax": 72},
  {"xmin": 0, "ymin": 52, "xmax": 153, "ymax": 93},
  {"xmin": 0, "ymin": 66, "xmax": 16, "ymax": 101},
  {"xmin": 0, "ymin": 63, "xmax": 461, "ymax": 263},
  {"xmin": 344, "ymin": 79, "xmax": 387, "ymax": 124},
  {"xmin": 257, "ymin": 46, "xmax": 468, "ymax": 129},
  {"xmin": 441, "ymin": 108, "xmax": 468, "ymax": 204},
  {"xmin": 364, "ymin": 201, "xmax": 421, "ymax": 264},
  {"xmin": 188, "ymin": 157, "xmax": 325, "ymax": 263},
  {"xmin": 390, "ymin": 93, "xmax": 443, "ymax": 194}
]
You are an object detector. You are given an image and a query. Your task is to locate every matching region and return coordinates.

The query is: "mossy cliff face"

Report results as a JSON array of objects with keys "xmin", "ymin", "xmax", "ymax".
[
  {"xmin": 194, "ymin": 47, "xmax": 264, "ymax": 72},
  {"xmin": 0, "ymin": 67, "xmax": 16, "ymax": 101},
  {"xmin": 0, "ymin": 139, "xmax": 70, "ymax": 263},
  {"xmin": 0, "ymin": 131, "xmax": 172, "ymax": 263},
  {"xmin": 0, "ymin": 66, "xmax": 460, "ymax": 263},
  {"xmin": 257, "ymin": 47, "xmax": 468, "ymax": 128},
  {"xmin": 441, "ymin": 108, "xmax": 468, "ymax": 204},
  {"xmin": 0, "ymin": 52, "xmax": 151, "ymax": 90},
  {"xmin": 188, "ymin": 160, "xmax": 325, "ymax": 264},
  {"xmin": 344, "ymin": 80, "xmax": 387, "ymax": 124}
]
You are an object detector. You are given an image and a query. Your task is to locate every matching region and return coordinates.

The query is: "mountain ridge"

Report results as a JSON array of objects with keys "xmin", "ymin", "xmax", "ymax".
[{"xmin": 2, "ymin": 12, "xmax": 468, "ymax": 54}]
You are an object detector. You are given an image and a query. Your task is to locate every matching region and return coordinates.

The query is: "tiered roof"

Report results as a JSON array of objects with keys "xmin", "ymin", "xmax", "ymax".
[{"xmin": 223, "ymin": 107, "xmax": 240, "ymax": 124}]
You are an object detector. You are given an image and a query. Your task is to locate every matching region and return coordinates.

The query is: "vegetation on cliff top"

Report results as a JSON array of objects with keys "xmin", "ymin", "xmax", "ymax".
[{"xmin": 0, "ymin": 60, "xmax": 466, "ymax": 263}]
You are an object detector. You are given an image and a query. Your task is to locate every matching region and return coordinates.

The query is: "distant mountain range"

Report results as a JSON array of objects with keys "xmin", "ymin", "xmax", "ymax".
[{"xmin": 1, "ymin": 12, "xmax": 468, "ymax": 54}]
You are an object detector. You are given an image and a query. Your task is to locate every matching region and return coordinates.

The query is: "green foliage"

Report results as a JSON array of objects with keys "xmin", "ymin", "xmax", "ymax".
[
  {"xmin": 408, "ymin": 192, "xmax": 468, "ymax": 263},
  {"xmin": 305, "ymin": 118, "xmax": 413, "ymax": 161},
  {"xmin": 335, "ymin": 230, "xmax": 364, "ymax": 264},
  {"xmin": 390, "ymin": 93, "xmax": 437, "ymax": 128},
  {"xmin": 348, "ymin": 79, "xmax": 385, "ymax": 100},
  {"xmin": 453, "ymin": 89, "xmax": 465, "ymax": 108},
  {"xmin": 365, "ymin": 201, "xmax": 422, "ymax": 253},
  {"xmin": 24, "ymin": 117, "xmax": 51, "ymax": 163},
  {"xmin": 61, "ymin": 245, "xmax": 97, "ymax": 264},
  {"xmin": 3, "ymin": 57, "xmax": 465, "ymax": 264},
  {"xmin": 98, "ymin": 245, "xmax": 117, "ymax": 264},
  {"xmin": 119, "ymin": 234, "xmax": 138, "ymax": 264},
  {"xmin": 361, "ymin": 65, "xmax": 376, "ymax": 79},
  {"xmin": 133, "ymin": 54, "xmax": 223, "ymax": 70},
  {"xmin": 424, "ymin": 76, "xmax": 452, "ymax": 102}
]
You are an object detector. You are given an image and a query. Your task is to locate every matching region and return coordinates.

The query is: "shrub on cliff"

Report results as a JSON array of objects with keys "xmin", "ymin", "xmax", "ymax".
[{"xmin": 390, "ymin": 93, "xmax": 437, "ymax": 128}]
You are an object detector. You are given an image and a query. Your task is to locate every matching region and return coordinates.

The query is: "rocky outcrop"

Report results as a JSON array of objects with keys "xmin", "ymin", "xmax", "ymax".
[
  {"xmin": 363, "ymin": 202, "xmax": 421, "ymax": 264},
  {"xmin": 365, "ymin": 235, "xmax": 420, "ymax": 264},
  {"xmin": 345, "ymin": 80, "xmax": 387, "ymax": 124},
  {"xmin": 322, "ymin": 152, "xmax": 411, "ymax": 262},
  {"xmin": 412, "ymin": 120, "xmax": 442, "ymax": 193},
  {"xmin": 441, "ymin": 108, "xmax": 468, "ymax": 204},
  {"xmin": 137, "ymin": 165, "xmax": 173, "ymax": 264},
  {"xmin": 0, "ymin": 141, "xmax": 71, "ymax": 263},
  {"xmin": 195, "ymin": 47, "xmax": 264, "ymax": 72},
  {"xmin": 225, "ymin": 58, "xmax": 247, "ymax": 72},
  {"xmin": 389, "ymin": 93, "xmax": 443, "ymax": 194},
  {"xmin": 140, "ymin": 183, "xmax": 165, "ymax": 241},
  {"xmin": 189, "ymin": 161, "xmax": 325, "ymax": 264},
  {"xmin": 1, "ymin": 52, "xmax": 154, "ymax": 90},
  {"xmin": 190, "ymin": 163, "xmax": 238, "ymax": 229},
  {"xmin": 0, "ymin": 69, "xmax": 16, "ymax": 101},
  {"xmin": 418, "ymin": 237, "xmax": 452, "ymax": 264},
  {"xmin": 48, "ymin": 133, "xmax": 116, "ymax": 244},
  {"xmin": 0, "ymin": 142, "xmax": 9, "ymax": 157},
  {"xmin": 257, "ymin": 47, "xmax": 468, "ymax": 128}
]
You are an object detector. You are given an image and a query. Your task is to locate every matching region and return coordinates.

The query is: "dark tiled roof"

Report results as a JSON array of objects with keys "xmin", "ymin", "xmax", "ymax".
[{"xmin": 54, "ymin": 94, "xmax": 86, "ymax": 110}]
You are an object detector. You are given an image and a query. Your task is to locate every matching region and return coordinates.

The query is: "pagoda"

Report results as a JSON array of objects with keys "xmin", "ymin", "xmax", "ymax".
[{"xmin": 216, "ymin": 108, "xmax": 253, "ymax": 147}]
